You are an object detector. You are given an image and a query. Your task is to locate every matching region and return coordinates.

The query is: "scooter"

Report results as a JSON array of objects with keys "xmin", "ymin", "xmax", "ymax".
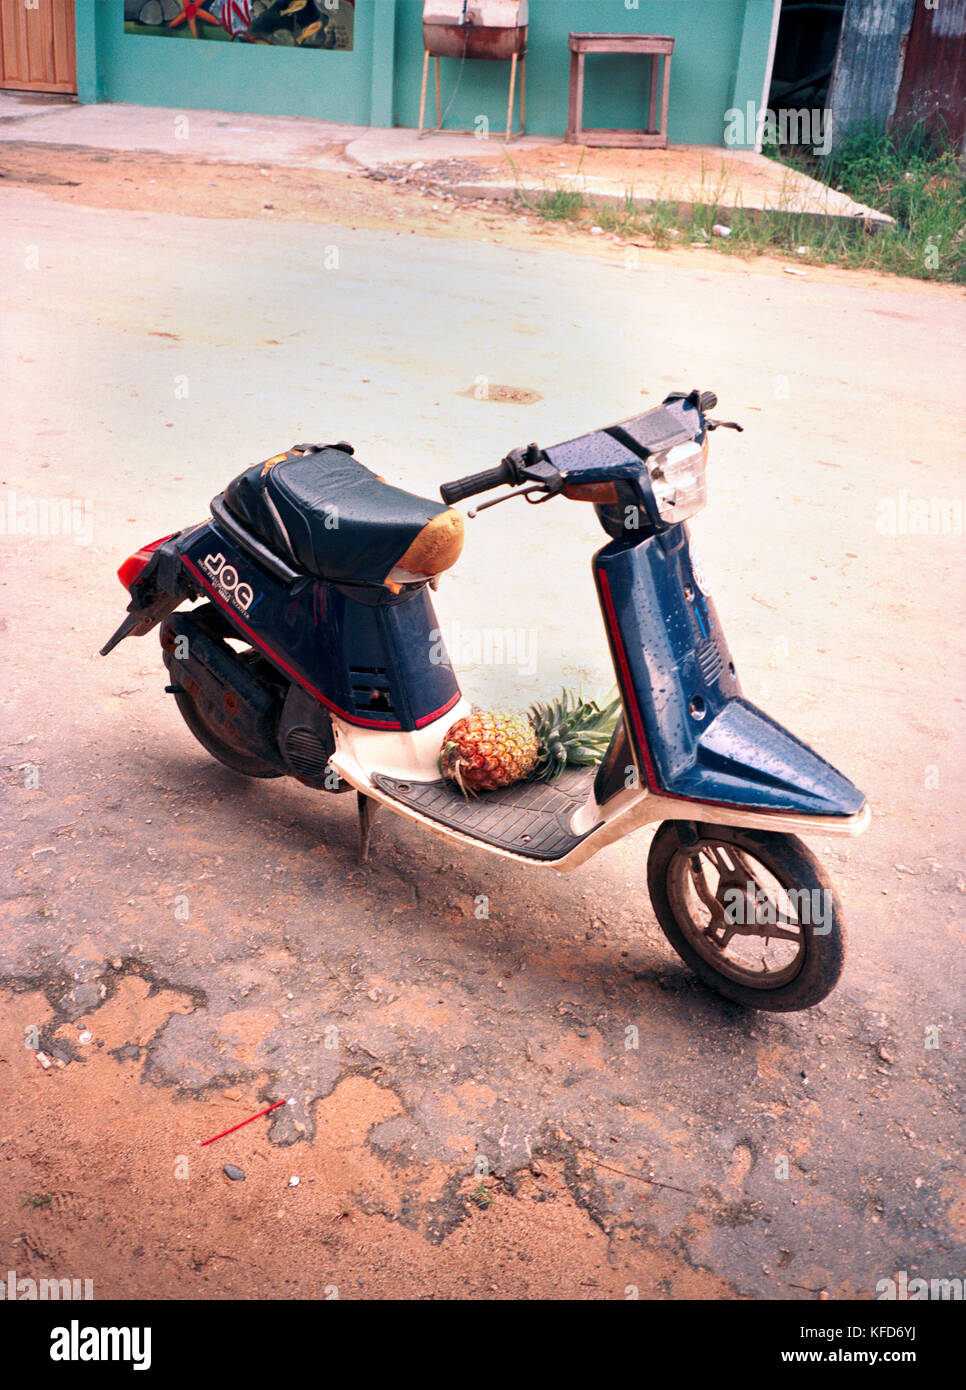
[{"xmin": 102, "ymin": 389, "xmax": 869, "ymax": 1011}]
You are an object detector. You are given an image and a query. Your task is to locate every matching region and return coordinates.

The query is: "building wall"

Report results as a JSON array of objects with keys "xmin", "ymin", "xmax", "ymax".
[
  {"xmin": 78, "ymin": 0, "xmax": 384, "ymax": 122},
  {"xmin": 892, "ymin": 0, "xmax": 966, "ymax": 149},
  {"xmin": 76, "ymin": 0, "xmax": 777, "ymax": 147},
  {"xmin": 827, "ymin": 0, "xmax": 916, "ymax": 135}
]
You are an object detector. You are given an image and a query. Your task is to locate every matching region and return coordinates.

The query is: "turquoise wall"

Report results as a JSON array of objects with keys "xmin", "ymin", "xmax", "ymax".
[
  {"xmin": 393, "ymin": 0, "xmax": 768, "ymax": 145},
  {"xmin": 81, "ymin": 0, "xmax": 382, "ymax": 124},
  {"xmin": 76, "ymin": 1, "xmax": 775, "ymax": 147}
]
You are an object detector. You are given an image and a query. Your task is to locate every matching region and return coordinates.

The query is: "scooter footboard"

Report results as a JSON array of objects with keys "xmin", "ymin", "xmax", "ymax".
[{"xmin": 371, "ymin": 764, "xmax": 598, "ymax": 861}]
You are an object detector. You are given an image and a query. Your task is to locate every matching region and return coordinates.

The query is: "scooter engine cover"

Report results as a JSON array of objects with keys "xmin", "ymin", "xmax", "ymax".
[{"xmin": 161, "ymin": 613, "xmax": 281, "ymax": 764}]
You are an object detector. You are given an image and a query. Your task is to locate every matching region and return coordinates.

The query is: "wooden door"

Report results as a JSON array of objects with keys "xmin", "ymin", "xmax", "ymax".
[{"xmin": 0, "ymin": 0, "xmax": 76, "ymax": 93}]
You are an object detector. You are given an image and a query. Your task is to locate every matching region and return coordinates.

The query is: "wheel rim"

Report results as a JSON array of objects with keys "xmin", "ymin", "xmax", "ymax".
[{"xmin": 666, "ymin": 838, "xmax": 808, "ymax": 989}]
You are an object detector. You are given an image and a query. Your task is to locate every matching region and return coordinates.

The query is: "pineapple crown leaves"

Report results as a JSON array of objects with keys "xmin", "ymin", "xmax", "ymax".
[{"xmin": 527, "ymin": 687, "xmax": 622, "ymax": 782}]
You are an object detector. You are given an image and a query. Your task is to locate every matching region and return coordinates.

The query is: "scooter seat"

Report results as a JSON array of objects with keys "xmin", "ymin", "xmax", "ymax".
[{"xmin": 222, "ymin": 444, "xmax": 464, "ymax": 588}]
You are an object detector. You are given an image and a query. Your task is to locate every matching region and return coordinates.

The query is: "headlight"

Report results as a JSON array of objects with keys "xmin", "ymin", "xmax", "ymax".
[{"xmin": 647, "ymin": 435, "xmax": 709, "ymax": 524}]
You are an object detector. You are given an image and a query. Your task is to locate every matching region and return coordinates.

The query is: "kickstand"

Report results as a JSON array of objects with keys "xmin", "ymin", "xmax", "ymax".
[{"xmin": 356, "ymin": 792, "xmax": 379, "ymax": 863}]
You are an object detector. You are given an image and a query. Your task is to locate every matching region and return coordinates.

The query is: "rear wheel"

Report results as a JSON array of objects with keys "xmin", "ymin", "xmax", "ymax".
[
  {"xmin": 165, "ymin": 606, "xmax": 285, "ymax": 779},
  {"xmin": 646, "ymin": 822, "xmax": 846, "ymax": 1011},
  {"xmin": 173, "ymin": 678, "xmax": 283, "ymax": 778}
]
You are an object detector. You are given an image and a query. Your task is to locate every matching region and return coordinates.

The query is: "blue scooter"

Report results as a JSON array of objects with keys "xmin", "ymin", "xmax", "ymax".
[{"xmin": 102, "ymin": 389, "xmax": 869, "ymax": 1010}]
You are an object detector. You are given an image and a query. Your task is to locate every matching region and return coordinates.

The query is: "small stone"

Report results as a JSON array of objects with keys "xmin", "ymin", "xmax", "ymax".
[
  {"xmin": 78, "ymin": 1031, "xmax": 93, "ymax": 1045},
  {"xmin": 223, "ymin": 1164, "xmax": 245, "ymax": 1181},
  {"xmin": 222, "ymin": 1089, "xmax": 241, "ymax": 1101},
  {"xmin": 876, "ymin": 1042, "xmax": 897, "ymax": 1065},
  {"xmin": 289, "ymin": 1175, "xmax": 300, "ymax": 1187}
]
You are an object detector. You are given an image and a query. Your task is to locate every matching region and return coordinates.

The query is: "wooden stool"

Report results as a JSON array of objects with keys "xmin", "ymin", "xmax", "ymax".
[{"xmin": 566, "ymin": 33, "xmax": 673, "ymax": 148}]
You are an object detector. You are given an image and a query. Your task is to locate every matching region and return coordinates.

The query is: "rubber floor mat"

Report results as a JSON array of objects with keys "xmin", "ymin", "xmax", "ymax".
[{"xmin": 371, "ymin": 765, "xmax": 599, "ymax": 861}]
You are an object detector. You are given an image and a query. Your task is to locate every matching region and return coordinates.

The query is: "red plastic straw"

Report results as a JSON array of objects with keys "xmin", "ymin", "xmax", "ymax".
[{"xmin": 200, "ymin": 1098, "xmax": 288, "ymax": 1147}]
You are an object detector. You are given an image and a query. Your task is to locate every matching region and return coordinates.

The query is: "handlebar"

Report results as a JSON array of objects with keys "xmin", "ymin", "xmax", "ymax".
[
  {"xmin": 439, "ymin": 390, "xmax": 723, "ymax": 508},
  {"xmin": 440, "ymin": 459, "xmax": 515, "ymax": 505}
]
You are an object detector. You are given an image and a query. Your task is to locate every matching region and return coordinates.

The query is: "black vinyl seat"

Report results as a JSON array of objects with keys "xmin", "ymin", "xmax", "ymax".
[{"xmin": 222, "ymin": 445, "xmax": 461, "ymax": 587}]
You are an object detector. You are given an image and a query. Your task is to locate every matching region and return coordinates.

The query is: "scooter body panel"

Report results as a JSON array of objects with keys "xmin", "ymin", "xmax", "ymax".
[
  {"xmin": 177, "ymin": 520, "xmax": 461, "ymax": 733},
  {"xmin": 327, "ymin": 707, "xmax": 871, "ymax": 876},
  {"xmin": 594, "ymin": 525, "xmax": 866, "ymax": 819}
]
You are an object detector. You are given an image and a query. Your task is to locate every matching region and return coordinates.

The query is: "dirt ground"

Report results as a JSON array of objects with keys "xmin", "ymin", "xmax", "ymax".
[
  {"xmin": 0, "ymin": 139, "xmax": 925, "ymax": 287},
  {"xmin": 1, "ymin": 135, "xmax": 963, "ymax": 1302},
  {"xmin": 4, "ymin": 981, "xmax": 734, "ymax": 1301}
]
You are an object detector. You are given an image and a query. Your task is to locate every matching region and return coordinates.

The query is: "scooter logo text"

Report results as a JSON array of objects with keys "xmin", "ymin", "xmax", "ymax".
[{"xmin": 201, "ymin": 552, "xmax": 256, "ymax": 614}]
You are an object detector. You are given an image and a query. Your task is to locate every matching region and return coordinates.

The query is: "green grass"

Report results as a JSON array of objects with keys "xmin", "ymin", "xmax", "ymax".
[
  {"xmin": 534, "ymin": 187, "xmax": 585, "ymax": 222},
  {"xmin": 772, "ymin": 123, "xmax": 966, "ymax": 283},
  {"xmin": 520, "ymin": 125, "xmax": 966, "ymax": 285}
]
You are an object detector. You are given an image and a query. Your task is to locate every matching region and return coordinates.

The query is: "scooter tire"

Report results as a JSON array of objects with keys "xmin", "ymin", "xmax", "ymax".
[
  {"xmin": 173, "ymin": 688, "xmax": 283, "ymax": 779},
  {"xmin": 646, "ymin": 821, "xmax": 846, "ymax": 1011}
]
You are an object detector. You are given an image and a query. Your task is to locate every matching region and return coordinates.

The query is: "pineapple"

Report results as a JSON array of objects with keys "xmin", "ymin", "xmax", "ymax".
[
  {"xmin": 439, "ymin": 711, "xmax": 538, "ymax": 795},
  {"xmin": 439, "ymin": 690, "xmax": 620, "ymax": 795}
]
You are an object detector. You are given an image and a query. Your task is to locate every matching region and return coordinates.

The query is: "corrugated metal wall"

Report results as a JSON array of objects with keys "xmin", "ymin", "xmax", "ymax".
[
  {"xmin": 827, "ymin": 0, "xmax": 915, "ymax": 134},
  {"xmin": 894, "ymin": 0, "xmax": 966, "ymax": 148},
  {"xmin": 828, "ymin": 0, "xmax": 966, "ymax": 148}
]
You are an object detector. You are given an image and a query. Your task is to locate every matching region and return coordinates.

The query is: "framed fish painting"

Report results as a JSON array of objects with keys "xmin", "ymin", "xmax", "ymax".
[{"xmin": 124, "ymin": 1, "xmax": 356, "ymax": 51}]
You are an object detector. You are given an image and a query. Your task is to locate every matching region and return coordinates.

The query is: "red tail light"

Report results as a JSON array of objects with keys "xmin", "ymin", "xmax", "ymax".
[{"xmin": 117, "ymin": 535, "xmax": 174, "ymax": 591}]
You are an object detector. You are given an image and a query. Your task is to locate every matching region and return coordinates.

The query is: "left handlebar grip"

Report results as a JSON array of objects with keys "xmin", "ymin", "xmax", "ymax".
[{"xmin": 440, "ymin": 460, "xmax": 514, "ymax": 505}]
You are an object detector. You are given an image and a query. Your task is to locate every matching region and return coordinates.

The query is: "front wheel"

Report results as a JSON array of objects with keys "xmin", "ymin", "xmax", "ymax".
[{"xmin": 646, "ymin": 822, "xmax": 846, "ymax": 1011}]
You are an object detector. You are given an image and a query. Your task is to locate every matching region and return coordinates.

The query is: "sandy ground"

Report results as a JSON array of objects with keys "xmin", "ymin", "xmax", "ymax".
[
  {"xmin": 0, "ymin": 91, "xmax": 887, "ymax": 220},
  {"xmin": 7, "ymin": 980, "xmax": 731, "ymax": 1300},
  {"xmin": 0, "ymin": 139, "xmax": 964, "ymax": 1302},
  {"xmin": 0, "ymin": 140, "xmax": 916, "ymax": 281}
]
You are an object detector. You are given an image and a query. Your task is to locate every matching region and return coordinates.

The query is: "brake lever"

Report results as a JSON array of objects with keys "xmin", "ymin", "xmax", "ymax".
[
  {"xmin": 707, "ymin": 417, "xmax": 744, "ymax": 432},
  {"xmin": 467, "ymin": 483, "xmax": 549, "ymax": 518}
]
